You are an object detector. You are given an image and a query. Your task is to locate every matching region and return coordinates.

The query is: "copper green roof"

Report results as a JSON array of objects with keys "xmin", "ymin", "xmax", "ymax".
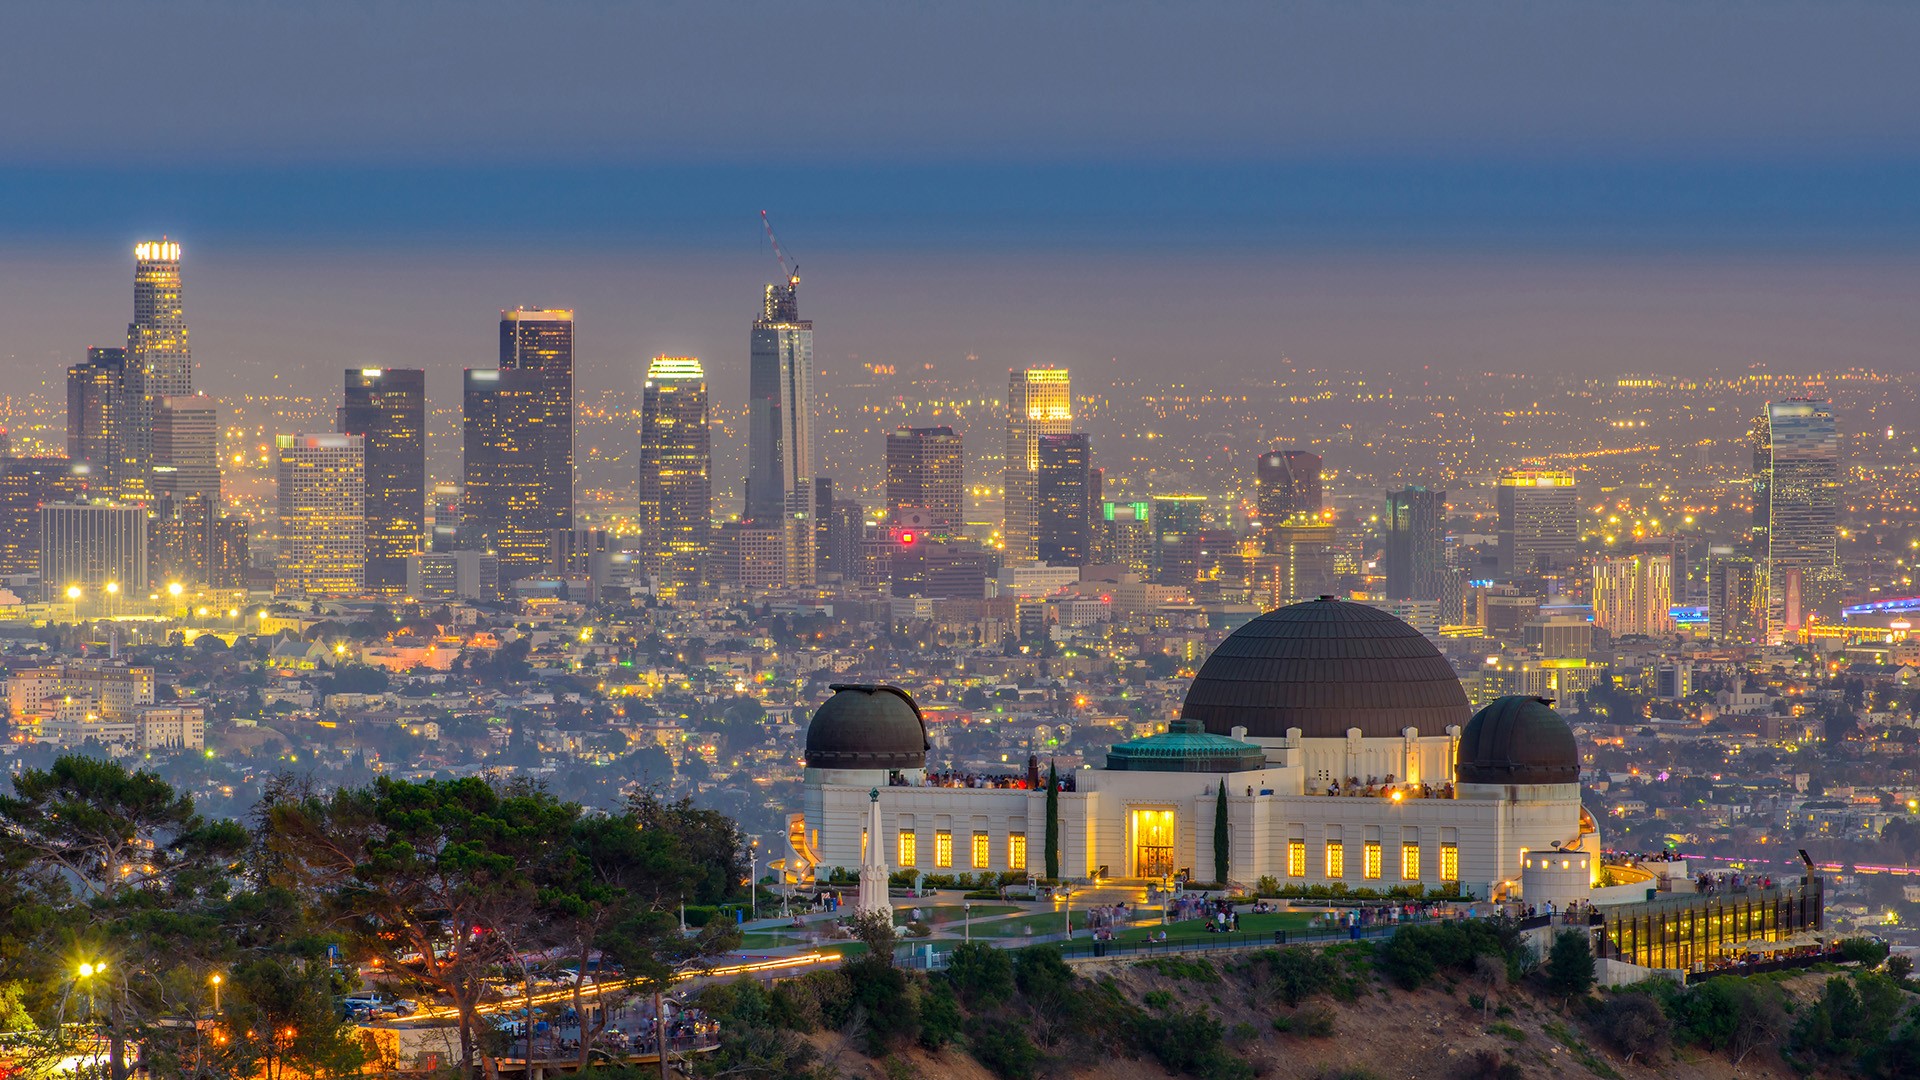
[{"xmin": 1105, "ymin": 720, "xmax": 1268, "ymax": 773}]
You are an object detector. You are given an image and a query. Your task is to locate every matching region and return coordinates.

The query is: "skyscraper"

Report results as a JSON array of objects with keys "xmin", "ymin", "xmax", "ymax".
[
  {"xmin": 1253, "ymin": 519, "xmax": 1337, "ymax": 608},
  {"xmin": 1256, "ymin": 449, "xmax": 1323, "ymax": 525},
  {"xmin": 1150, "ymin": 493, "xmax": 1208, "ymax": 585},
  {"xmin": 1004, "ymin": 368, "xmax": 1072, "ymax": 562},
  {"xmin": 1706, "ymin": 547, "xmax": 1764, "ymax": 644},
  {"xmin": 338, "ymin": 368, "xmax": 427, "ymax": 596},
  {"xmin": 67, "ymin": 347, "xmax": 124, "ymax": 486},
  {"xmin": 746, "ymin": 276, "xmax": 816, "ymax": 584},
  {"xmin": 462, "ymin": 369, "xmax": 549, "ymax": 580},
  {"xmin": 1591, "ymin": 554, "xmax": 1675, "ymax": 638},
  {"xmin": 1754, "ymin": 399, "xmax": 1841, "ymax": 629},
  {"xmin": 1036, "ymin": 433, "xmax": 1093, "ymax": 567},
  {"xmin": 886, "ymin": 426, "xmax": 964, "ymax": 531},
  {"xmin": 151, "ymin": 394, "xmax": 220, "ymax": 504},
  {"xmin": 1496, "ymin": 469, "xmax": 1578, "ymax": 576},
  {"xmin": 0, "ymin": 458, "xmax": 90, "ymax": 578},
  {"xmin": 41, "ymin": 502, "xmax": 147, "ymax": 593},
  {"xmin": 637, "ymin": 356, "xmax": 712, "ymax": 584},
  {"xmin": 122, "ymin": 240, "xmax": 190, "ymax": 501},
  {"xmin": 499, "ymin": 308, "xmax": 575, "ymax": 533},
  {"xmin": 1384, "ymin": 487, "xmax": 1447, "ymax": 601},
  {"xmin": 275, "ymin": 434, "xmax": 365, "ymax": 598}
]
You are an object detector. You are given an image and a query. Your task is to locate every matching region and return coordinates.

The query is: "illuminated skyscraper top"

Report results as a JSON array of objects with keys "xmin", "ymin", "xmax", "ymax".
[
  {"xmin": 122, "ymin": 240, "xmax": 190, "ymax": 500},
  {"xmin": 1756, "ymin": 399, "xmax": 1840, "ymax": 627},
  {"xmin": 499, "ymin": 307, "xmax": 574, "ymax": 532},
  {"xmin": 746, "ymin": 271, "xmax": 817, "ymax": 584},
  {"xmin": 1003, "ymin": 367, "xmax": 1072, "ymax": 562}
]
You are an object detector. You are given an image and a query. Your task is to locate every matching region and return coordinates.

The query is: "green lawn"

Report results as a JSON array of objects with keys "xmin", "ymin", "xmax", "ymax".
[
  {"xmin": 966, "ymin": 910, "xmax": 1093, "ymax": 939},
  {"xmin": 905, "ymin": 904, "xmax": 1021, "ymax": 925},
  {"xmin": 1109, "ymin": 911, "xmax": 1317, "ymax": 946}
]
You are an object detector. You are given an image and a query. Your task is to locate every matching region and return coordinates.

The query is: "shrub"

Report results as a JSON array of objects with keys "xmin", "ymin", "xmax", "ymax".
[
  {"xmin": 842, "ymin": 955, "xmax": 917, "ymax": 1054},
  {"xmin": 1250, "ymin": 947, "xmax": 1341, "ymax": 1006},
  {"xmin": 1134, "ymin": 1007, "xmax": 1252, "ymax": 1080},
  {"xmin": 1542, "ymin": 930, "xmax": 1594, "ymax": 1001},
  {"xmin": 917, "ymin": 978, "xmax": 963, "ymax": 1050},
  {"xmin": 1839, "ymin": 936, "xmax": 1892, "ymax": 967},
  {"xmin": 1271, "ymin": 1004, "xmax": 1336, "ymax": 1037},
  {"xmin": 1254, "ymin": 875, "xmax": 1282, "ymax": 897},
  {"xmin": 1458, "ymin": 1049, "xmax": 1523, "ymax": 1080},
  {"xmin": 1890, "ymin": 954, "xmax": 1914, "ymax": 981},
  {"xmin": 971, "ymin": 1018, "xmax": 1043, "ymax": 1080},
  {"xmin": 1375, "ymin": 920, "xmax": 1519, "ymax": 990},
  {"xmin": 1135, "ymin": 956, "xmax": 1220, "ymax": 983},
  {"xmin": 944, "ymin": 942, "xmax": 1014, "ymax": 1007},
  {"xmin": 1594, "ymin": 992, "xmax": 1670, "ymax": 1064},
  {"xmin": 1013, "ymin": 944, "xmax": 1075, "ymax": 1008}
]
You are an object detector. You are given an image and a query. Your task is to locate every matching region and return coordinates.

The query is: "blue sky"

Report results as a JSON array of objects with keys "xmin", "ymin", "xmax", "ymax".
[{"xmin": 2, "ymin": 2, "xmax": 1917, "ymax": 395}]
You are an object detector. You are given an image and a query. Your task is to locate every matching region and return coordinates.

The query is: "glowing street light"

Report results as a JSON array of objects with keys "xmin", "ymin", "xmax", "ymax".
[{"xmin": 210, "ymin": 972, "xmax": 222, "ymax": 1013}]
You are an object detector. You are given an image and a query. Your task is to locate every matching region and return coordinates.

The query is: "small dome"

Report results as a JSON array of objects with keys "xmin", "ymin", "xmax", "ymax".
[
  {"xmin": 1455, "ymin": 696, "xmax": 1580, "ymax": 785},
  {"xmin": 1180, "ymin": 598, "xmax": 1471, "ymax": 739},
  {"xmin": 805, "ymin": 684, "xmax": 929, "ymax": 770},
  {"xmin": 1105, "ymin": 719, "xmax": 1268, "ymax": 773}
]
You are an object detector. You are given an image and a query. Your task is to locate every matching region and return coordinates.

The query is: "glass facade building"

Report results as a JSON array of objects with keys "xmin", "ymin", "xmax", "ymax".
[
  {"xmin": 122, "ymin": 241, "xmax": 192, "ymax": 502},
  {"xmin": 746, "ymin": 279, "xmax": 816, "ymax": 584},
  {"xmin": 1003, "ymin": 368, "xmax": 1072, "ymax": 562},
  {"xmin": 275, "ymin": 434, "xmax": 365, "ymax": 598},
  {"xmin": 1755, "ymin": 399, "xmax": 1841, "ymax": 631},
  {"xmin": 498, "ymin": 308, "xmax": 575, "ymax": 535},
  {"xmin": 1384, "ymin": 486, "xmax": 1446, "ymax": 601},
  {"xmin": 1036, "ymin": 432, "xmax": 1093, "ymax": 567},
  {"xmin": 885, "ymin": 425, "xmax": 965, "ymax": 532},
  {"xmin": 1496, "ymin": 469, "xmax": 1578, "ymax": 577},
  {"xmin": 637, "ymin": 356, "xmax": 712, "ymax": 586},
  {"xmin": 462, "ymin": 369, "xmax": 551, "ymax": 581},
  {"xmin": 339, "ymin": 368, "xmax": 427, "ymax": 596}
]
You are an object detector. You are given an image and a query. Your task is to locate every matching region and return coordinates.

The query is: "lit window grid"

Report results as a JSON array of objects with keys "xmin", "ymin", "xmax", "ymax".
[
  {"xmin": 1440, "ymin": 843, "xmax": 1459, "ymax": 882},
  {"xmin": 898, "ymin": 831, "xmax": 917, "ymax": 868},
  {"xmin": 1363, "ymin": 842, "xmax": 1382, "ymax": 880},
  {"xmin": 1008, "ymin": 832, "xmax": 1027, "ymax": 871},
  {"xmin": 1401, "ymin": 843, "xmax": 1421, "ymax": 882},
  {"xmin": 972, "ymin": 832, "xmax": 990, "ymax": 869},
  {"xmin": 1325, "ymin": 841, "xmax": 1344, "ymax": 879},
  {"xmin": 935, "ymin": 830, "xmax": 953, "ymax": 868},
  {"xmin": 1287, "ymin": 840, "xmax": 1306, "ymax": 878}
]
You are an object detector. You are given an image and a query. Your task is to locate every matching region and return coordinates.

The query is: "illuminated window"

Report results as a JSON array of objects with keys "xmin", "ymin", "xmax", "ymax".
[
  {"xmin": 972, "ymin": 831, "xmax": 991, "ymax": 869},
  {"xmin": 1325, "ymin": 841, "xmax": 1345, "ymax": 879},
  {"xmin": 1363, "ymin": 841, "xmax": 1382, "ymax": 880},
  {"xmin": 898, "ymin": 831, "xmax": 917, "ymax": 867},
  {"xmin": 1287, "ymin": 840, "xmax": 1306, "ymax": 878},
  {"xmin": 1008, "ymin": 832, "xmax": 1028, "ymax": 871},
  {"xmin": 1401, "ymin": 842, "xmax": 1421, "ymax": 881},
  {"xmin": 935, "ymin": 830, "xmax": 953, "ymax": 868},
  {"xmin": 1440, "ymin": 843, "xmax": 1459, "ymax": 883}
]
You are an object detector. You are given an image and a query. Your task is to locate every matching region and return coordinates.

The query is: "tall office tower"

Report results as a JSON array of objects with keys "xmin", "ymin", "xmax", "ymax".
[
  {"xmin": 1496, "ymin": 469, "xmax": 1578, "ymax": 576},
  {"xmin": 636, "ymin": 356, "xmax": 712, "ymax": 584},
  {"xmin": 1003, "ymin": 368, "xmax": 1072, "ymax": 562},
  {"xmin": 1754, "ymin": 399, "xmax": 1841, "ymax": 630},
  {"xmin": 151, "ymin": 495, "xmax": 216, "ymax": 587},
  {"xmin": 211, "ymin": 516, "xmax": 250, "ymax": 589},
  {"xmin": 1384, "ymin": 487, "xmax": 1447, "ymax": 600},
  {"xmin": 0, "ymin": 459, "xmax": 89, "ymax": 577},
  {"xmin": 338, "ymin": 368, "xmax": 427, "ymax": 596},
  {"xmin": 461, "ymin": 369, "xmax": 549, "ymax": 581},
  {"xmin": 67, "ymin": 347, "xmax": 125, "ymax": 486},
  {"xmin": 40, "ymin": 502, "xmax": 148, "ymax": 591},
  {"xmin": 1591, "ymin": 554, "xmax": 1675, "ymax": 638},
  {"xmin": 1706, "ymin": 547, "xmax": 1763, "ymax": 644},
  {"xmin": 1255, "ymin": 448, "xmax": 1323, "ymax": 525},
  {"xmin": 1151, "ymin": 493, "xmax": 1208, "ymax": 585},
  {"xmin": 746, "ymin": 276, "xmax": 816, "ymax": 584},
  {"xmin": 814, "ymin": 477, "xmax": 834, "ymax": 577},
  {"xmin": 151, "ymin": 394, "xmax": 221, "ymax": 504},
  {"xmin": 1099, "ymin": 501, "xmax": 1154, "ymax": 575},
  {"xmin": 1035, "ymin": 433, "xmax": 1093, "ymax": 566},
  {"xmin": 825, "ymin": 498, "xmax": 865, "ymax": 579},
  {"xmin": 429, "ymin": 483, "xmax": 462, "ymax": 552},
  {"xmin": 1253, "ymin": 519, "xmax": 1338, "ymax": 608},
  {"xmin": 275, "ymin": 434, "xmax": 365, "ymax": 598},
  {"xmin": 121, "ymin": 240, "xmax": 191, "ymax": 501},
  {"xmin": 498, "ymin": 308, "xmax": 575, "ymax": 533},
  {"xmin": 886, "ymin": 425, "xmax": 965, "ymax": 531},
  {"xmin": 547, "ymin": 528, "xmax": 610, "ymax": 578}
]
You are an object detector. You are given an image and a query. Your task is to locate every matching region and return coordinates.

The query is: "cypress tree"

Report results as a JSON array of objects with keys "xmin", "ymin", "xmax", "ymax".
[
  {"xmin": 1044, "ymin": 762, "xmax": 1060, "ymax": 880},
  {"xmin": 1214, "ymin": 779, "xmax": 1231, "ymax": 884}
]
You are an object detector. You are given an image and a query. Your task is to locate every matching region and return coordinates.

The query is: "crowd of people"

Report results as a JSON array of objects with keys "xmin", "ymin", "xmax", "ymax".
[
  {"xmin": 890, "ymin": 770, "xmax": 1078, "ymax": 791},
  {"xmin": 1696, "ymin": 871, "xmax": 1773, "ymax": 894},
  {"xmin": 1320, "ymin": 775, "xmax": 1455, "ymax": 799}
]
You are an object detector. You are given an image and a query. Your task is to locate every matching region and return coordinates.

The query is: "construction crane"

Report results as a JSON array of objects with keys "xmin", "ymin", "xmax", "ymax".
[{"xmin": 760, "ymin": 210, "xmax": 799, "ymax": 287}]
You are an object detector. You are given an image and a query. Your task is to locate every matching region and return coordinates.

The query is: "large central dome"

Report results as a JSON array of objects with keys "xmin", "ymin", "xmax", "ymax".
[{"xmin": 1179, "ymin": 598, "xmax": 1471, "ymax": 739}]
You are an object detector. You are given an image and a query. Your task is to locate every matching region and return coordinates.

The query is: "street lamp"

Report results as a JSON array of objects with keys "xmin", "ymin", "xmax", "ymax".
[
  {"xmin": 749, "ymin": 838, "xmax": 760, "ymax": 921},
  {"xmin": 105, "ymin": 581, "xmax": 118, "ymax": 620},
  {"xmin": 964, "ymin": 901, "xmax": 972, "ymax": 942},
  {"xmin": 210, "ymin": 972, "xmax": 222, "ymax": 1014},
  {"xmin": 65, "ymin": 584, "xmax": 81, "ymax": 622}
]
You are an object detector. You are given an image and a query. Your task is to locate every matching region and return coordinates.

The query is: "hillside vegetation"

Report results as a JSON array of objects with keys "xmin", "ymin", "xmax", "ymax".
[{"xmin": 670, "ymin": 918, "xmax": 1920, "ymax": 1080}]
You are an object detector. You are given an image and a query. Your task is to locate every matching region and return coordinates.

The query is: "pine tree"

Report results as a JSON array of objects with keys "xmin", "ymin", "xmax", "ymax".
[
  {"xmin": 1214, "ymin": 780, "xmax": 1230, "ymax": 884},
  {"xmin": 1044, "ymin": 762, "xmax": 1060, "ymax": 880}
]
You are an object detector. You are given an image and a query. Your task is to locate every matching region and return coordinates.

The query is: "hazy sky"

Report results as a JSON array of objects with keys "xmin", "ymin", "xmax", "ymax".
[{"xmin": 3, "ymin": 1, "xmax": 1918, "ymax": 402}]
